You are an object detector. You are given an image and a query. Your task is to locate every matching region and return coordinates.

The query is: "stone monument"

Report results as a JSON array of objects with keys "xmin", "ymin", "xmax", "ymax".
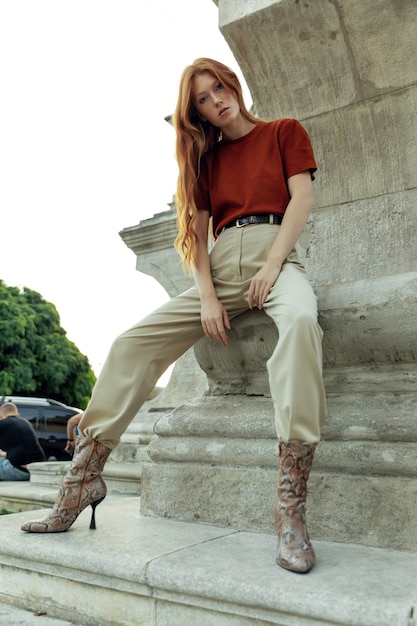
[{"xmin": 120, "ymin": 0, "xmax": 417, "ymax": 552}]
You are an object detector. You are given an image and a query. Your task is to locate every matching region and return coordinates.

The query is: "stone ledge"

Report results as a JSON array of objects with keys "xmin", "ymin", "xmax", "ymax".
[
  {"xmin": 146, "ymin": 437, "xmax": 417, "ymax": 477},
  {"xmin": 149, "ymin": 394, "xmax": 417, "ymax": 477},
  {"xmin": 0, "ymin": 601, "xmax": 74, "ymax": 626},
  {"xmin": 195, "ymin": 272, "xmax": 417, "ymax": 395},
  {"xmin": 0, "ymin": 462, "xmax": 142, "ymax": 513},
  {"xmin": 0, "ymin": 483, "xmax": 58, "ymax": 513},
  {"xmin": 152, "ymin": 390, "xmax": 417, "ymax": 439},
  {"xmin": 0, "ymin": 497, "xmax": 416, "ymax": 626},
  {"xmin": 140, "ymin": 462, "xmax": 417, "ymax": 551}
]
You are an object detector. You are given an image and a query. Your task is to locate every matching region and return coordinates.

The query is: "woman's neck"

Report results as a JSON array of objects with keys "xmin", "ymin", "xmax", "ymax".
[{"xmin": 222, "ymin": 118, "xmax": 256, "ymax": 142}]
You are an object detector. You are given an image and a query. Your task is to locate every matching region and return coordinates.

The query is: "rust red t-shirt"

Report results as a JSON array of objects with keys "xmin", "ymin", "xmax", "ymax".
[{"xmin": 195, "ymin": 118, "xmax": 317, "ymax": 237}]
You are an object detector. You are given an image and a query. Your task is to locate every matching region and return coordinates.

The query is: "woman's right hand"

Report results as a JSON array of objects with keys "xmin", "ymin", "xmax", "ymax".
[
  {"xmin": 191, "ymin": 210, "xmax": 231, "ymax": 346},
  {"xmin": 200, "ymin": 294, "xmax": 231, "ymax": 346}
]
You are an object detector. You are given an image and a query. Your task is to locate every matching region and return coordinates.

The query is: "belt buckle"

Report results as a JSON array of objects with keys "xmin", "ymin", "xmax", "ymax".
[{"xmin": 235, "ymin": 217, "xmax": 245, "ymax": 228}]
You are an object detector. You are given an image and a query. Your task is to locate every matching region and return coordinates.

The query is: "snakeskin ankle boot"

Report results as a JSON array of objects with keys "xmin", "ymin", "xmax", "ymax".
[
  {"xmin": 274, "ymin": 441, "xmax": 316, "ymax": 573},
  {"xmin": 21, "ymin": 436, "xmax": 111, "ymax": 533}
]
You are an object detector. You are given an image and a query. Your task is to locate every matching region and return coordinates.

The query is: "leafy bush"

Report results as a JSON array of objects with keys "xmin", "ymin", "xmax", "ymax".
[{"xmin": 0, "ymin": 281, "xmax": 96, "ymax": 409}]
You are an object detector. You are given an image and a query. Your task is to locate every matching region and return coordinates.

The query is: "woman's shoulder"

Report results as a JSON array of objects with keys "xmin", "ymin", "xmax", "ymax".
[
  {"xmin": 264, "ymin": 118, "xmax": 312, "ymax": 145},
  {"xmin": 264, "ymin": 117, "xmax": 306, "ymax": 132}
]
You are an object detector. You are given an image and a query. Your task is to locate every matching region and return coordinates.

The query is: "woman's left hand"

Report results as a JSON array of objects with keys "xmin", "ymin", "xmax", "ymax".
[{"xmin": 248, "ymin": 261, "xmax": 282, "ymax": 310}]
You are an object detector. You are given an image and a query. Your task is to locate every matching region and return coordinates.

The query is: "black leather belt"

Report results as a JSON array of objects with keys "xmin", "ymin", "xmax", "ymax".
[{"xmin": 222, "ymin": 214, "xmax": 283, "ymax": 231}]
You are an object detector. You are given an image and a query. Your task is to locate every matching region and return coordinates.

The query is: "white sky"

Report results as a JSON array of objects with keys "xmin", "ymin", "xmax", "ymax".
[{"xmin": 0, "ymin": 1, "xmax": 249, "ymax": 382}]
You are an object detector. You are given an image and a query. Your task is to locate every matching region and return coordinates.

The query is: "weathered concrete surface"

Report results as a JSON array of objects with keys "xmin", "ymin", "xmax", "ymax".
[
  {"xmin": 303, "ymin": 186, "xmax": 417, "ymax": 286},
  {"xmin": 192, "ymin": 271, "xmax": 417, "ymax": 396},
  {"xmin": 140, "ymin": 391, "xmax": 417, "ymax": 550},
  {"xmin": 120, "ymin": 201, "xmax": 190, "ymax": 298},
  {"xmin": 216, "ymin": 1, "xmax": 416, "ymax": 113},
  {"xmin": 0, "ymin": 603, "xmax": 74, "ymax": 626},
  {"xmin": 1, "ymin": 497, "xmax": 417, "ymax": 626}
]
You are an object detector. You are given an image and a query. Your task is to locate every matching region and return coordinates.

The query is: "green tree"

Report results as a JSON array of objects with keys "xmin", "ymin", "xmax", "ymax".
[{"xmin": 0, "ymin": 280, "xmax": 96, "ymax": 409}]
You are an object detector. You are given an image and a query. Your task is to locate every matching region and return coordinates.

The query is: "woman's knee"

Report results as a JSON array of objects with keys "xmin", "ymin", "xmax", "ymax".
[
  {"xmin": 280, "ymin": 308, "xmax": 319, "ymax": 333},
  {"xmin": 107, "ymin": 328, "xmax": 144, "ymax": 362}
]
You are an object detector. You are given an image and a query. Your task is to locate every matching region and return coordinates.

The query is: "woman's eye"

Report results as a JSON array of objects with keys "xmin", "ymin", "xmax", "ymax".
[
  {"xmin": 199, "ymin": 96, "xmax": 207, "ymax": 104},
  {"xmin": 216, "ymin": 83, "xmax": 223, "ymax": 91}
]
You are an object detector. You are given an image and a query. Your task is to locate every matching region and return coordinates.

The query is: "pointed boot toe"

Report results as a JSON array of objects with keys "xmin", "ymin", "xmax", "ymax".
[
  {"xmin": 277, "ymin": 540, "xmax": 315, "ymax": 574},
  {"xmin": 21, "ymin": 519, "xmax": 66, "ymax": 533}
]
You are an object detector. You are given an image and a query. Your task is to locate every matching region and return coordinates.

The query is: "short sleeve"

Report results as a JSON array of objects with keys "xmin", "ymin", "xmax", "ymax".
[{"xmin": 277, "ymin": 118, "xmax": 317, "ymax": 181}]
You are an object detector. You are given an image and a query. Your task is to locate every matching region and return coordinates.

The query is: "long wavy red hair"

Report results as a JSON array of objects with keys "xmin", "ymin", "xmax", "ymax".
[{"xmin": 173, "ymin": 58, "xmax": 257, "ymax": 269}]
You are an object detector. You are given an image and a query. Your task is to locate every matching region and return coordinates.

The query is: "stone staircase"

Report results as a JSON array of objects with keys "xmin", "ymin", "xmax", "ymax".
[
  {"xmin": 1, "ymin": 496, "xmax": 417, "ymax": 626},
  {"xmin": 141, "ymin": 369, "xmax": 417, "ymax": 552}
]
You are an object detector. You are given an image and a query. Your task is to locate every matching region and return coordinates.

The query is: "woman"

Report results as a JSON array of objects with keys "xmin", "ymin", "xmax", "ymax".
[{"xmin": 22, "ymin": 58, "xmax": 327, "ymax": 574}]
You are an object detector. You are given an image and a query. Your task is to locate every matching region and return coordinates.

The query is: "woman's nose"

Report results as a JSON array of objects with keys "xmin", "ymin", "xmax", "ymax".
[{"xmin": 212, "ymin": 92, "xmax": 223, "ymax": 106}]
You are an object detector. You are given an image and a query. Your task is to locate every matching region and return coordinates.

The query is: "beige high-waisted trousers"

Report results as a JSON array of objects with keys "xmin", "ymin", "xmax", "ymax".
[{"xmin": 80, "ymin": 223, "xmax": 327, "ymax": 449}]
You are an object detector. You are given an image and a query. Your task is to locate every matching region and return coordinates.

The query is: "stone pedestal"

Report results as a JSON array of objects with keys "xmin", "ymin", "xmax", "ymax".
[
  {"xmin": 139, "ymin": 0, "xmax": 417, "ymax": 551},
  {"xmin": 141, "ymin": 294, "xmax": 417, "ymax": 550}
]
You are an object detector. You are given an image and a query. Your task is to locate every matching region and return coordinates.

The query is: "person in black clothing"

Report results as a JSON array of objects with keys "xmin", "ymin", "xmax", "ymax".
[{"xmin": 0, "ymin": 401, "xmax": 46, "ymax": 481}]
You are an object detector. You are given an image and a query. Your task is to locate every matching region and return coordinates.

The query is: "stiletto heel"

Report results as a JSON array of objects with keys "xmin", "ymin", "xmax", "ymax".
[{"xmin": 89, "ymin": 497, "xmax": 105, "ymax": 530}]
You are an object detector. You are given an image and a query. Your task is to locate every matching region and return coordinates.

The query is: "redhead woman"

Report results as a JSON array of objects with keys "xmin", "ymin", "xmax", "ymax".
[{"xmin": 22, "ymin": 58, "xmax": 327, "ymax": 574}]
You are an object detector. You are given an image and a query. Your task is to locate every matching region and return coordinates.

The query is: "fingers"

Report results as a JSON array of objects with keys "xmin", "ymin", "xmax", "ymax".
[
  {"xmin": 202, "ymin": 312, "xmax": 231, "ymax": 346},
  {"xmin": 203, "ymin": 322, "xmax": 228, "ymax": 345},
  {"xmin": 248, "ymin": 265, "xmax": 282, "ymax": 309},
  {"xmin": 248, "ymin": 284, "xmax": 270, "ymax": 310}
]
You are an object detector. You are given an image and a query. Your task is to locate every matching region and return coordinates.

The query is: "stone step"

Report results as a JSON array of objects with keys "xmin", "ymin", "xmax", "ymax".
[
  {"xmin": 26, "ymin": 460, "xmax": 143, "ymax": 492},
  {"xmin": 0, "ymin": 497, "xmax": 416, "ymax": 626},
  {"xmin": 0, "ymin": 481, "xmax": 59, "ymax": 514},
  {"xmin": 141, "ymin": 393, "xmax": 417, "ymax": 551},
  {"xmin": 0, "ymin": 601, "xmax": 75, "ymax": 626},
  {"xmin": 0, "ymin": 462, "xmax": 142, "ymax": 514}
]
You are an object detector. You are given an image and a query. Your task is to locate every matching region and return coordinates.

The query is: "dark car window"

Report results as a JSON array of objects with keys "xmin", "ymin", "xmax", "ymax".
[
  {"xmin": 16, "ymin": 406, "xmax": 44, "ymax": 430},
  {"xmin": 42, "ymin": 407, "xmax": 74, "ymax": 434}
]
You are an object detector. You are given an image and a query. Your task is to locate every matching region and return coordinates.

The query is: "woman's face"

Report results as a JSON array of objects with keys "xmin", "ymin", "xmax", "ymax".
[{"xmin": 192, "ymin": 72, "xmax": 240, "ymax": 130}]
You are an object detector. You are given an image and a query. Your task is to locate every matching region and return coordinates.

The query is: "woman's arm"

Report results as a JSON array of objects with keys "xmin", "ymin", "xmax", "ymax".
[
  {"xmin": 192, "ymin": 210, "xmax": 231, "ymax": 345},
  {"xmin": 248, "ymin": 170, "xmax": 314, "ymax": 309}
]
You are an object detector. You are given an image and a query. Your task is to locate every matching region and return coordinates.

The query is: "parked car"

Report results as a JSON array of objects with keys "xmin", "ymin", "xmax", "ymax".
[{"xmin": 0, "ymin": 396, "xmax": 82, "ymax": 461}]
